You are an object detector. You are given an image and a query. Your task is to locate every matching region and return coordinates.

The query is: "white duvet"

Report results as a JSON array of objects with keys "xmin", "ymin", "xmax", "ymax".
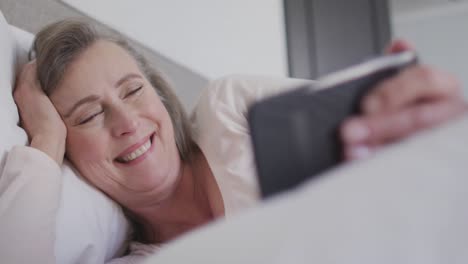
[{"xmin": 144, "ymin": 115, "xmax": 468, "ymax": 264}]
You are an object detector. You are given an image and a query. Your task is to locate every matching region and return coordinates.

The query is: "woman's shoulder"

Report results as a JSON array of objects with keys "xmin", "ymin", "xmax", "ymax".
[
  {"xmin": 190, "ymin": 74, "xmax": 315, "ymax": 140},
  {"xmin": 193, "ymin": 74, "xmax": 313, "ymax": 113}
]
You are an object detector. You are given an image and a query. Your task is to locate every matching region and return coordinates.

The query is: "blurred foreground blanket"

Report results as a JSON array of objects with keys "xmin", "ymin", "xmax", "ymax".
[{"xmin": 144, "ymin": 115, "xmax": 468, "ymax": 264}]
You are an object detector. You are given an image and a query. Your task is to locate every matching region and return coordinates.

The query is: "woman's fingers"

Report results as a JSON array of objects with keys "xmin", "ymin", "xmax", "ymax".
[
  {"xmin": 343, "ymin": 144, "xmax": 375, "ymax": 161},
  {"xmin": 385, "ymin": 39, "xmax": 414, "ymax": 54},
  {"xmin": 341, "ymin": 39, "xmax": 466, "ymax": 161},
  {"xmin": 362, "ymin": 65, "xmax": 461, "ymax": 115},
  {"xmin": 341, "ymin": 99, "xmax": 468, "ymax": 159}
]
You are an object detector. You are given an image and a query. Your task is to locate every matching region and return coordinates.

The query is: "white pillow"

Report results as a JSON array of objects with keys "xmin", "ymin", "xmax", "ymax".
[
  {"xmin": 0, "ymin": 12, "xmax": 131, "ymax": 263},
  {"xmin": 0, "ymin": 14, "xmax": 28, "ymax": 157}
]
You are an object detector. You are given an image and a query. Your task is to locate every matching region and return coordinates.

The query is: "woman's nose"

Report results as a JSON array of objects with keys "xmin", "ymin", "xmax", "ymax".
[{"xmin": 110, "ymin": 107, "xmax": 140, "ymax": 138}]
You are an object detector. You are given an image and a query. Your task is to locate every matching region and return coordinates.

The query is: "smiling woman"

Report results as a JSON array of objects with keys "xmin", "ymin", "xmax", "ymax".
[{"xmin": 16, "ymin": 20, "xmax": 229, "ymax": 261}]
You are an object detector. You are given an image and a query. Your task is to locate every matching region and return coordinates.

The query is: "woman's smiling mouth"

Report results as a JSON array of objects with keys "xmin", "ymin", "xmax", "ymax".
[
  {"xmin": 115, "ymin": 133, "xmax": 155, "ymax": 165},
  {"xmin": 118, "ymin": 139, "xmax": 151, "ymax": 162}
]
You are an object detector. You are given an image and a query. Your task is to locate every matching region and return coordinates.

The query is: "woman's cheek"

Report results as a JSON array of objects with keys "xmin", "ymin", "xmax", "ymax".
[{"xmin": 66, "ymin": 131, "xmax": 107, "ymax": 162}]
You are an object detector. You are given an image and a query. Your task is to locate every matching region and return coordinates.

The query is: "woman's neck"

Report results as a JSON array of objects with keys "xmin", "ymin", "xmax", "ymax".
[{"xmin": 133, "ymin": 151, "xmax": 224, "ymax": 243}]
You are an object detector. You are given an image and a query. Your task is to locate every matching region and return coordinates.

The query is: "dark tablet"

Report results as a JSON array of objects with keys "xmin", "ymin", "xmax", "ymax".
[{"xmin": 248, "ymin": 51, "xmax": 418, "ymax": 198}]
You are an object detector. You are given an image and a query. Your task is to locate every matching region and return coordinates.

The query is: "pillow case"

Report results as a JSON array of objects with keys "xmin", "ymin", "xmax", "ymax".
[
  {"xmin": 0, "ymin": 11, "xmax": 131, "ymax": 263},
  {"xmin": 0, "ymin": 12, "xmax": 28, "ymax": 159}
]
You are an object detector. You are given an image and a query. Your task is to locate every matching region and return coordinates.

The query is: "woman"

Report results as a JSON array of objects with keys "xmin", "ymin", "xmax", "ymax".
[{"xmin": 12, "ymin": 20, "xmax": 467, "ymax": 262}]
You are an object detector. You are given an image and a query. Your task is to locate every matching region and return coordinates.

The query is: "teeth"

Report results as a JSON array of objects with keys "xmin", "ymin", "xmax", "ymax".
[{"xmin": 119, "ymin": 139, "xmax": 151, "ymax": 162}]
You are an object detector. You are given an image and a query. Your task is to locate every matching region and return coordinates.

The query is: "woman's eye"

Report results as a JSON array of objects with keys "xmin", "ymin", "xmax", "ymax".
[
  {"xmin": 125, "ymin": 86, "xmax": 143, "ymax": 98},
  {"xmin": 78, "ymin": 110, "xmax": 103, "ymax": 125}
]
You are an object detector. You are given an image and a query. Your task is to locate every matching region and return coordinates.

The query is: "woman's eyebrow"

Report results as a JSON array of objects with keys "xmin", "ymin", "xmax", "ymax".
[
  {"xmin": 115, "ymin": 73, "xmax": 142, "ymax": 87},
  {"xmin": 64, "ymin": 95, "xmax": 100, "ymax": 118}
]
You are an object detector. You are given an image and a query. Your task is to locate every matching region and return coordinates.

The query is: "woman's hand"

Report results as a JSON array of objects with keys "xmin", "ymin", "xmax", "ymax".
[
  {"xmin": 14, "ymin": 61, "xmax": 67, "ymax": 165},
  {"xmin": 340, "ymin": 40, "xmax": 468, "ymax": 160}
]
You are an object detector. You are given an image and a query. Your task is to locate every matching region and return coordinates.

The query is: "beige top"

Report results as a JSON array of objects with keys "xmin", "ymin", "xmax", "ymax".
[{"xmin": 191, "ymin": 75, "xmax": 312, "ymax": 216}]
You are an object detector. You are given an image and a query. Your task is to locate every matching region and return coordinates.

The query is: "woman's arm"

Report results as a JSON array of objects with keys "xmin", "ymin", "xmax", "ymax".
[{"xmin": 0, "ymin": 146, "xmax": 62, "ymax": 263}]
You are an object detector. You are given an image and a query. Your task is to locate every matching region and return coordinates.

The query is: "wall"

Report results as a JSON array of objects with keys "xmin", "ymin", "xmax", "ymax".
[
  {"xmin": 61, "ymin": 0, "xmax": 288, "ymax": 80},
  {"xmin": 0, "ymin": 0, "xmax": 208, "ymax": 112},
  {"xmin": 391, "ymin": 0, "xmax": 468, "ymax": 98}
]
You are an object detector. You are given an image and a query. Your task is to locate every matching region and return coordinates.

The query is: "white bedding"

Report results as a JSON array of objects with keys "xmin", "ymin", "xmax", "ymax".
[{"xmin": 143, "ymin": 115, "xmax": 468, "ymax": 263}]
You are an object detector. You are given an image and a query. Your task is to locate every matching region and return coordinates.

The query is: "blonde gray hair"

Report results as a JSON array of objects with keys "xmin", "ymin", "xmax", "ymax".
[{"xmin": 33, "ymin": 19, "xmax": 195, "ymax": 162}]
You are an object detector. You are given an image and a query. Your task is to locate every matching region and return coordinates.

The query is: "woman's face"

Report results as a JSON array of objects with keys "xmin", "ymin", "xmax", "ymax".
[{"xmin": 50, "ymin": 40, "xmax": 181, "ymax": 206}]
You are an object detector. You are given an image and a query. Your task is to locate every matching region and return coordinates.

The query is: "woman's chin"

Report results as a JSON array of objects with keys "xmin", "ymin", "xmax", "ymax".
[{"xmin": 119, "ymin": 166, "xmax": 180, "ymax": 195}]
